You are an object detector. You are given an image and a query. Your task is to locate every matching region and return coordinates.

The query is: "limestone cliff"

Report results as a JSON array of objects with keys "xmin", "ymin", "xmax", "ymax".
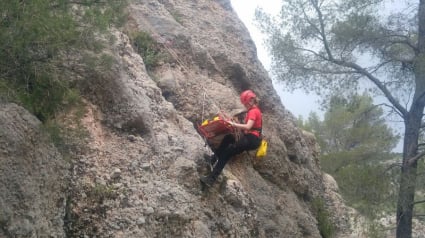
[
  {"xmin": 0, "ymin": 104, "xmax": 69, "ymax": 237},
  {"xmin": 0, "ymin": 0, "xmax": 354, "ymax": 237}
]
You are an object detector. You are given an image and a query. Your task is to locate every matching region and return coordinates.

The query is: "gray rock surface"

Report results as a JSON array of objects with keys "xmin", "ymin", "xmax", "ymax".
[
  {"xmin": 0, "ymin": 0, "xmax": 361, "ymax": 237},
  {"xmin": 0, "ymin": 103, "xmax": 69, "ymax": 238},
  {"xmin": 67, "ymin": 0, "xmax": 330, "ymax": 237}
]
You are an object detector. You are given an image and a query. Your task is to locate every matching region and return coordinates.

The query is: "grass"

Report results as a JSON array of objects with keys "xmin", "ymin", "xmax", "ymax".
[{"xmin": 312, "ymin": 198, "xmax": 335, "ymax": 238}]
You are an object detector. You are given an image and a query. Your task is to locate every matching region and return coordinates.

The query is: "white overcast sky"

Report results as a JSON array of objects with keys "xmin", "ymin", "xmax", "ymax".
[{"xmin": 230, "ymin": 0, "xmax": 321, "ymax": 119}]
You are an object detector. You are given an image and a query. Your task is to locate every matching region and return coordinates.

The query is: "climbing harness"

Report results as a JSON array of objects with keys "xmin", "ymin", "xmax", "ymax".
[{"xmin": 149, "ymin": 30, "xmax": 260, "ymax": 157}]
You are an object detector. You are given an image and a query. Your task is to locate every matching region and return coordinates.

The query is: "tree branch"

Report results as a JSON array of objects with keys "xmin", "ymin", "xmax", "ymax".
[
  {"xmin": 301, "ymin": 5, "xmax": 323, "ymax": 42},
  {"xmin": 295, "ymin": 64, "xmax": 357, "ymax": 75},
  {"xmin": 359, "ymin": 103, "xmax": 404, "ymax": 120},
  {"xmin": 294, "ymin": 47, "xmax": 327, "ymax": 60},
  {"xmin": 412, "ymin": 200, "xmax": 425, "ymax": 205},
  {"xmin": 386, "ymin": 34, "xmax": 418, "ymax": 54},
  {"xmin": 307, "ymin": 0, "xmax": 408, "ymax": 118},
  {"xmin": 418, "ymin": 143, "xmax": 425, "ymax": 147},
  {"xmin": 310, "ymin": 0, "xmax": 334, "ymax": 61},
  {"xmin": 406, "ymin": 151, "xmax": 425, "ymax": 166},
  {"xmin": 332, "ymin": 60, "xmax": 408, "ymax": 117},
  {"xmin": 369, "ymin": 60, "xmax": 393, "ymax": 74},
  {"xmin": 377, "ymin": 103, "xmax": 404, "ymax": 118}
]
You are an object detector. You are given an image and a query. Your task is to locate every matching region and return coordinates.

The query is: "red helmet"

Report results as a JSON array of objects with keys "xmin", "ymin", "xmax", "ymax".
[{"xmin": 240, "ymin": 90, "xmax": 256, "ymax": 105}]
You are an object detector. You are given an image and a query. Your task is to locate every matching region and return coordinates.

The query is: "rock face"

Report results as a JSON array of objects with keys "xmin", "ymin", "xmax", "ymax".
[
  {"xmin": 0, "ymin": 0, "xmax": 354, "ymax": 237},
  {"xmin": 0, "ymin": 103, "xmax": 69, "ymax": 237}
]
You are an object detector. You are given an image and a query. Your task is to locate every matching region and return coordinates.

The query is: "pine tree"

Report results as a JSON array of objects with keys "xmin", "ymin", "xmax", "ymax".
[
  {"xmin": 301, "ymin": 93, "xmax": 400, "ymax": 217},
  {"xmin": 257, "ymin": 0, "xmax": 425, "ymax": 235}
]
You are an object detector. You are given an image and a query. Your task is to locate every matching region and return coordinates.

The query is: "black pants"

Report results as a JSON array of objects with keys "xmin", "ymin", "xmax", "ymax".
[{"xmin": 211, "ymin": 133, "xmax": 261, "ymax": 178}]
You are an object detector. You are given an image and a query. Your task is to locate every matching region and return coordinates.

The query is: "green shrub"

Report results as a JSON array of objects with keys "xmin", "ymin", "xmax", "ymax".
[
  {"xmin": 364, "ymin": 220, "xmax": 386, "ymax": 238},
  {"xmin": 328, "ymin": 160, "xmax": 397, "ymax": 218},
  {"xmin": 0, "ymin": 80, "xmax": 17, "ymax": 103},
  {"xmin": 87, "ymin": 184, "xmax": 117, "ymax": 203},
  {"xmin": 312, "ymin": 198, "xmax": 335, "ymax": 238},
  {"xmin": 18, "ymin": 75, "xmax": 75, "ymax": 122},
  {"xmin": 42, "ymin": 93, "xmax": 88, "ymax": 161},
  {"xmin": 131, "ymin": 31, "xmax": 164, "ymax": 70},
  {"xmin": 0, "ymin": 0, "xmax": 127, "ymax": 122}
]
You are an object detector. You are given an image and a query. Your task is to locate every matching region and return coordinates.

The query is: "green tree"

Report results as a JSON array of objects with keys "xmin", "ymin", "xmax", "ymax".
[
  {"xmin": 257, "ymin": 0, "xmax": 425, "ymax": 236},
  {"xmin": 301, "ymin": 93, "xmax": 399, "ymax": 217},
  {"xmin": 0, "ymin": 0, "xmax": 126, "ymax": 121},
  {"xmin": 321, "ymin": 94, "xmax": 398, "ymax": 154}
]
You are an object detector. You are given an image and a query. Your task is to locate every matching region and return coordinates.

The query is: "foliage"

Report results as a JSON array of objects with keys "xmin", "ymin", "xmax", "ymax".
[
  {"xmin": 0, "ymin": 0, "xmax": 127, "ymax": 122},
  {"xmin": 255, "ymin": 0, "xmax": 416, "ymax": 100},
  {"xmin": 66, "ymin": 182, "xmax": 117, "ymax": 237},
  {"xmin": 86, "ymin": 183, "xmax": 117, "ymax": 203},
  {"xmin": 328, "ymin": 156, "xmax": 398, "ymax": 217},
  {"xmin": 130, "ymin": 31, "xmax": 165, "ymax": 70},
  {"xmin": 311, "ymin": 198, "xmax": 335, "ymax": 238},
  {"xmin": 42, "ymin": 95, "xmax": 89, "ymax": 161},
  {"xmin": 300, "ymin": 93, "xmax": 399, "ymax": 218},
  {"xmin": 318, "ymin": 93, "xmax": 398, "ymax": 154},
  {"xmin": 257, "ymin": 1, "xmax": 425, "ymax": 235},
  {"xmin": 301, "ymin": 93, "xmax": 399, "ymax": 154},
  {"xmin": 413, "ymin": 160, "xmax": 425, "ymax": 220},
  {"xmin": 363, "ymin": 220, "xmax": 386, "ymax": 238}
]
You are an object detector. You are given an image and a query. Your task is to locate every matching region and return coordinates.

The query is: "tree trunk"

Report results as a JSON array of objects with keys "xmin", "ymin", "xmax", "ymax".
[
  {"xmin": 396, "ymin": 114, "xmax": 420, "ymax": 238},
  {"xmin": 396, "ymin": 1, "xmax": 425, "ymax": 237}
]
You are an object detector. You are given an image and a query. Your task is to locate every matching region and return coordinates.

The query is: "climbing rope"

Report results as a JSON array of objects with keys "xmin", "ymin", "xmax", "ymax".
[
  {"xmin": 201, "ymin": 91, "xmax": 206, "ymax": 124},
  {"xmin": 151, "ymin": 32, "xmax": 226, "ymax": 123}
]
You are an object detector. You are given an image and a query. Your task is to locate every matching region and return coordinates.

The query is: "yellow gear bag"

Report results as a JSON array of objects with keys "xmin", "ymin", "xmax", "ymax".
[{"xmin": 256, "ymin": 139, "xmax": 268, "ymax": 158}]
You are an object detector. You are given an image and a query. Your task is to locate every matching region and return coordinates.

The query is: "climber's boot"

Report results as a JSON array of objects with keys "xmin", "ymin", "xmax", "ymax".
[
  {"xmin": 200, "ymin": 174, "xmax": 216, "ymax": 187},
  {"xmin": 204, "ymin": 154, "xmax": 218, "ymax": 165},
  {"xmin": 203, "ymin": 154, "xmax": 218, "ymax": 171}
]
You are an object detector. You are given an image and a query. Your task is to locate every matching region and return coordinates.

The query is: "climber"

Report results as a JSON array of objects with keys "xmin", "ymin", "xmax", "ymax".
[{"xmin": 200, "ymin": 90, "xmax": 262, "ymax": 187}]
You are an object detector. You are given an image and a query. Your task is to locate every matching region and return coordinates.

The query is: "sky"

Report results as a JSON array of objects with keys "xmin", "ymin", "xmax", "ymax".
[{"xmin": 229, "ymin": 0, "xmax": 322, "ymax": 120}]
